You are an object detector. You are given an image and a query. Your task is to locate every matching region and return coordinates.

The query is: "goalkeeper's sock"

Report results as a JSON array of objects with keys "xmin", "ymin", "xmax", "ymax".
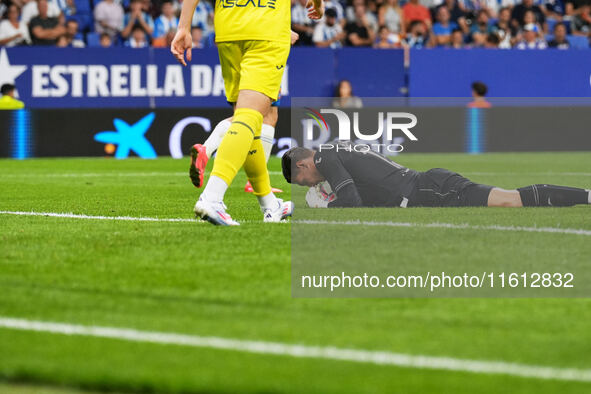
[
  {"xmin": 210, "ymin": 108, "xmax": 262, "ymax": 189},
  {"xmin": 261, "ymin": 123, "xmax": 275, "ymax": 162},
  {"xmin": 203, "ymin": 119, "xmax": 232, "ymax": 158},
  {"xmin": 517, "ymin": 184, "xmax": 590, "ymax": 207}
]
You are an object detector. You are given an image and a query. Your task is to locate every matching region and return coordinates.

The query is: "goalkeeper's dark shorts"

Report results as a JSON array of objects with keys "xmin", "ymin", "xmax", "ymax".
[{"xmin": 407, "ymin": 168, "xmax": 494, "ymax": 207}]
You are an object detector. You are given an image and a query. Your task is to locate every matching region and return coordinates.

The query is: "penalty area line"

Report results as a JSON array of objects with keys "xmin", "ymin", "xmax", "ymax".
[{"xmin": 0, "ymin": 317, "xmax": 590, "ymax": 383}]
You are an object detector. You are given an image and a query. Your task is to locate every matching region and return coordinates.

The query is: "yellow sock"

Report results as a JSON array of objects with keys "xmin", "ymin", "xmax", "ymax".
[
  {"xmin": 211, "ymin": 108, "xmax": 263, "ymax": 186},
  {"xmin": 243, "ymin": 137, "xmax": 272, "ymax": 197}
]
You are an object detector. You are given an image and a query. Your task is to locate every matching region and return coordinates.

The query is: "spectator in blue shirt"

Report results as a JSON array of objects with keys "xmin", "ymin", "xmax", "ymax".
[
  {"xmin": 191, "ymin": 0, "xmax": 213, "ymax": 37},
  {"xmin": 404, "ymin": 20, "xmax": 428, "ymax": 48},
  {"xmin": 449, "ymin": 27, "xmax": 466, "ymax": 48},
  {"xmin": 121, "ymin": 0, "xmax": 154, "ymax": 41},
  {"xmin": 191, "ymin": 26, "xmax": 205, "ymax": 48},
  {"xmin": 515, "ymin": 23, "xmax": 547, "ymax": 49},
  {"xmin": 548, "ymin": 23, "xmax": 570, "ymax": 48},
  {"xmin": 125, "ymin": 24, "xmax": 148, "ymax": 47},
  {"xmin": 154, "ymin": 0, "xmax": 178, "ymax": 38},
  {"xmin": 432, "ymin": 6, "xmax": 458, "ymax": 47},
  {"xmin": 471, "ymin": 10, "xmax": 493, "ymax": 46}
]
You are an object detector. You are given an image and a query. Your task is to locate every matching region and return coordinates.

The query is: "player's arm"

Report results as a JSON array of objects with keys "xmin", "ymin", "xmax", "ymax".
[
  {"xmin": 171, "ymin": 0, "xmax": 200, "ymax": 66},
  {"xmin": 317, "ymin": 152, "xmax": 363, "ymax": 207}
]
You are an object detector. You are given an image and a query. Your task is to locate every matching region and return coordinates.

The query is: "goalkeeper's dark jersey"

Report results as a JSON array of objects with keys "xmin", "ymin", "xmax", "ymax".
[{"xmin": 313, "ymin": 142, "xmax": 420, "ymax": 208}]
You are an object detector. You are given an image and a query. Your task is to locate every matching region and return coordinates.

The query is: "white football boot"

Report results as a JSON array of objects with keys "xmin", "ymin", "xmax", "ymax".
[
  {"xmin": 263, "ymin": 199, "xmax": 294, "ymax": 223},
  {"xmin": 194, "ymin": 197, "xmax": 240, "ymax": 226}
]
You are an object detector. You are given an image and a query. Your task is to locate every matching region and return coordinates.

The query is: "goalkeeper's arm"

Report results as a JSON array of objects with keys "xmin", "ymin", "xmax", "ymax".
[
  {"xmin": 318, "ymin": 156, "xmax": 363, "ymax": 207},
  {"xmin": 328, "ymin": 182, "xmax": 363, "ymax": 207}
]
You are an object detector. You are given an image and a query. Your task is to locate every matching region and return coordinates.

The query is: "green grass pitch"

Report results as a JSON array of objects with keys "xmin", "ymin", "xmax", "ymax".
[{"xmin": 0, "ymin": 152, "xmax": 590, "ymax": 393}]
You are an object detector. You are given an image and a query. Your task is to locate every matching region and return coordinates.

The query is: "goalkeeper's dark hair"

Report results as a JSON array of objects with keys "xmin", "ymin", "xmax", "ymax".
[{"xmin": 281, "ymin": 147, "xmax": 314, "ymax": 184}]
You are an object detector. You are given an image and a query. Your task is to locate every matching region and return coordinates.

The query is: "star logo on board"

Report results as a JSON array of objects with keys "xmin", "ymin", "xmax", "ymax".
[
  {"xmin": 0, "ymin": 48, "xmax": 27, "ymax": 97},
  {"xmin": 94, "ymin": 113, "xmax": 157, "ymax": 159}
]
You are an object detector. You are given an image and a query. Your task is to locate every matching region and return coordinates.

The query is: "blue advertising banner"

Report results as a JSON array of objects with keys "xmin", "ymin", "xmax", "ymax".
[
  {"xmin": 0, "ymin": 47, "xmax": 406, "ymax": 109},
  {"xmin": 409, "ymin": 49, "xmax": 591, "ymax": 97},
  {"xmin": 335, "ymin": 48, "xmax": 405, "ymax": 97}
]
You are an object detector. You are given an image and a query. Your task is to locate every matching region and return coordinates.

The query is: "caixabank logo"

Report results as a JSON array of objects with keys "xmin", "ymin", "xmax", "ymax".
[
  {"xmin": 94, "ymin": 113, "xmax": 157, "ymax": 159},
  {"xmin": 93, "ymin": 113, "xmax": 214, "ymax": 159}
]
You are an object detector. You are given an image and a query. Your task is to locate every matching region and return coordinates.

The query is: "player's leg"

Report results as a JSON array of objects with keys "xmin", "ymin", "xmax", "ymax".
[
  {"xmin": 487, "ymin": 185, "xmax": 591, "ymax": 207},
  {"xmin": 514, "ymin": 185, "xmax": 590, "ymax": 207},
  {"xmin": 486, "ymin": 188, "xmax": 523, "ymax": 207},
  {"xmin": 203, "ymin": 117, "xmax": 233, "ymax": 158},
  {"xmin": 244, "ymin": 106, "xmax": 283, "ymax": 193},
  {"xmin": 189, "ymin": 116, "xmax": 232, "ymax": 188},
  {"xmin": 236, "ymin": 41, "xmax": 292, "ymax": 221},
  {"xmin": 203, "ymin": 89, "xmax": 267, "ymax": 200},
  {"xmin": 261, "ymin": 105, "xmax": 278, "ymax": 163},
  {"xmin": 194, "ymin": 42, "xmax": 245, "ymax": 225},
  {"xmin": 193, "ymin": 107, "xmax": 281, "ymax": 191}
]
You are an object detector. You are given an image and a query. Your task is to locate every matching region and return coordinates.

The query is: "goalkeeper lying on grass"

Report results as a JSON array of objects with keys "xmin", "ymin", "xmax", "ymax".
[{"xmin": 281, "ymin": 141, "xmax": 591, "ymax": 208}]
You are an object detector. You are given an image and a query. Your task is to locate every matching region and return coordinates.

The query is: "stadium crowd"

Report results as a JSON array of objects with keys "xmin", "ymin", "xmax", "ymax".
[{"xmin": 0, "ymin": 0, "xmax": 589, "ymax": 49}]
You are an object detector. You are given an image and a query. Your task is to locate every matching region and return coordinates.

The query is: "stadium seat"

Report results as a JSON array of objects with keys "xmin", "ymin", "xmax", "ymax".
[
  {"xmin": 546, "ymin": 18, "xmax": 557, "ymax": 33},
  {"xmin": 74, "ymin": 0, "xmax": 91, "ymax": 12},
  {"xmin": 567, "ymin": 35, "xmax": 589, "ymax": 49},
  {"xmin": 71, "ymin": 13, "xmax": 92, "ymax": 32},
  {"xmin": 86, "ymin": 32, "xmax": 101, "ymax": 47}
]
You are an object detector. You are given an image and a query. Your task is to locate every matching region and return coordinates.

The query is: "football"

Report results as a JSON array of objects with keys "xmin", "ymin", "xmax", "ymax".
[{"xmin": 306, "ymin": 181, "xmax": 337, "ymax": 208}]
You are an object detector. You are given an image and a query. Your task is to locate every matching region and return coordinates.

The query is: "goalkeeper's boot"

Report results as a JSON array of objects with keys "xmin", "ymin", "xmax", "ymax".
[
  {"xmin": 244, "ymin": 181, "xmax": 283, "ymax": 194},
  {"xmin": 194, "ymin": 197, "xmax": 239, "ymax": 226},
  {"xmin": 189, "ymin": 144, "xmax": 208, "ymax": 188},
  {"xmin": 263, "ymin": 199, "xmax": 293, "ymax": 223}
]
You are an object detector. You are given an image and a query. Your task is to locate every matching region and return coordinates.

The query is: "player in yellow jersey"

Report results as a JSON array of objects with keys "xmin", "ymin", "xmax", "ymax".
[{"xmin": 171, "ymin": 0, "xmax": 324, "ymax": 226}]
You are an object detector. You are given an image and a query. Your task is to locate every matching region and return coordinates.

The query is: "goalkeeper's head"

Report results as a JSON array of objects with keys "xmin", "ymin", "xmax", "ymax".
[{"xmin": 282, "ymin": 147, "xmax": 325, "ymax": 187}]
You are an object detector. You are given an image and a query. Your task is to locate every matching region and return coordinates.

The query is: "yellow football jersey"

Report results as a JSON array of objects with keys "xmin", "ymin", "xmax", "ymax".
[
  {"xmin": 214, "ymin": 0, "xmax": 291, "ymax": 44},
  {"xmin": 0, "ymin": 96, "xmax": 25, "ymax": 110}
]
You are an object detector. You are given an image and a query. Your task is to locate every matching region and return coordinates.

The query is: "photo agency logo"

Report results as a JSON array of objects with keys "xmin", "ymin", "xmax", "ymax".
[{"xmin": 302, "ymin": 107, "xmax": 418, "ymax": 154}]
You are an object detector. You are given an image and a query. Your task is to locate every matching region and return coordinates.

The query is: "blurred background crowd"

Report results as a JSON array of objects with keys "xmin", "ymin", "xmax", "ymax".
[{"xmin": 0, "ymin": 0, "xmax": 589, "ymax": 49}]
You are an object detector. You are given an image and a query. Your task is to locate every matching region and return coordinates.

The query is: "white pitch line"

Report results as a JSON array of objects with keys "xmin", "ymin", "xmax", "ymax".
[
  {"xmin": 463, "ymin": 172, "xmax": 591, "ymax": 177},
  {"xmin": 1, "ymin": 211, "xmax": 590, "ymax": 235},
  {"xmin": 296, "ymin": 219, "xmax": 591, "ymax": 236},
  {"xmin": 0, "ymin": 171, "xmax": 284, "ymax": 178},
  {"xmin": 0, "ymin": 211, "xmax": 198, "ymax": 223},
  {"xmin": 0, "ymin": 317, "xmax": 589, "ymax": 383}
]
